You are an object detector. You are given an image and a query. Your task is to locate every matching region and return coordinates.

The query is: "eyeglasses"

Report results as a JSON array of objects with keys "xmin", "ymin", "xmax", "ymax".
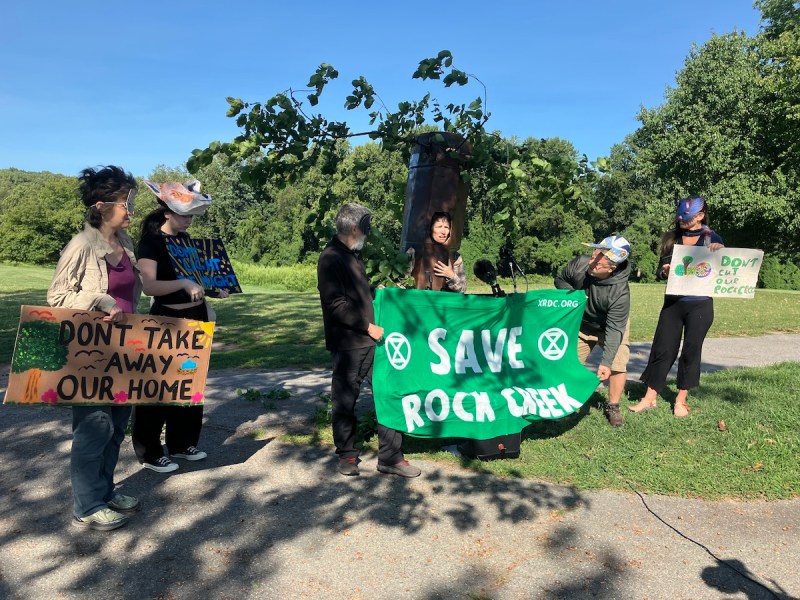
[{"xmin": 96, "ymin": 188, "xmax": 136, "ymax": 215}]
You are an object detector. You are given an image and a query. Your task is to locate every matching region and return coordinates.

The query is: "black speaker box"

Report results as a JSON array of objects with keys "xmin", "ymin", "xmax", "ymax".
[{"xmin": 458, "ymin": 433, "xmax": 521, "ymax": 461}]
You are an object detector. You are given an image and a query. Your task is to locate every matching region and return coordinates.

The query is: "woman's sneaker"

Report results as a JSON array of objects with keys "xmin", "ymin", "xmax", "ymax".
[
  {"xmin": 171, "ymin": 446, "xmax": 207, "ymax": 461},
  {"xmin": 72, "ymin": 508, "xmax": 128, "ymax": 531},
  {"xmin": 143, "ymin": 456, "xmax": 179, "ymax": 473},
  {"xmin": 108, "ymin": 493, "xmax": 140, "ymax": 514}
]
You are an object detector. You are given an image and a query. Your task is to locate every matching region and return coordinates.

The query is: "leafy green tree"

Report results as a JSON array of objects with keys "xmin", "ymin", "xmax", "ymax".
[
  {"xmin": 186, "ymin": 51, "xmax": 603, "ymax": 282},
  {"xmin": 755, "ymin": 0, "xmax": 800, "ymax": 182},
  {"xmin": 624, "ymin": 29, "xmax": 800, "ymax": 259},
  {"xmin": 0, "ymin": 174, "xmax": 83, "ymax": 264}
]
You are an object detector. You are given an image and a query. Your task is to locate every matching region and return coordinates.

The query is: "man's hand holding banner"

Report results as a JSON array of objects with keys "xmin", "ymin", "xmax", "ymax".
[{"xmin": 372, "ymin": 288, "xmax": 600, "ymax": 440}]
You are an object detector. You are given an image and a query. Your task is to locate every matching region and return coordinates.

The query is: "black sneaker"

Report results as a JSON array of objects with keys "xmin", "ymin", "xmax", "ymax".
[
  {"xmin": 143, "ymin": 456, "xmax": 179, "ymax": 473},
  {"xmin": 171, "ymin": 446, "xmax": 207, "ymax": 461}
]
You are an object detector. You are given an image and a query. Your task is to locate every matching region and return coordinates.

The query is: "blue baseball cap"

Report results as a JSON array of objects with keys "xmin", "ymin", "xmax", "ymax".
[
  {"xmin": 582, "ymin": 235, "xmax": 632, "ymax": 265},
  {"xmin": 676, "ymin": 197, "xmax": 705, "ymax": 221}
]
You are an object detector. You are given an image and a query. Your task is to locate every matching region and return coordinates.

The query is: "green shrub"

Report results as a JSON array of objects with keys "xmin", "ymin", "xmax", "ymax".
[
  {"xmin": 232, "ymin": 261, "xmax": 317, "ymax": 292},
  {"xmin": 759, "ymin": 256, "xmax": 800, "ymax": 290}
]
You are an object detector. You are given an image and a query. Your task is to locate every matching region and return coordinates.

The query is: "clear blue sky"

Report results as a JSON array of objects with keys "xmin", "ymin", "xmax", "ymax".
[{"xmin": 1, "ymin": 1, "xmax": 761, "ymax": 178}]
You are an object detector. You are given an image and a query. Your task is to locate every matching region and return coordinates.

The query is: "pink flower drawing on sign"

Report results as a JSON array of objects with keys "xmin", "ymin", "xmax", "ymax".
[
  {"xmin": 113, "ymin": 391, "xmax": 129, "ymax": 404},
  {"xmin": 191, "ymin": 393, "xmax": 204, "ymax": 404},
  {"xmin": 41, "ymin": 389, "xmax": 58, "ymax": 403}
]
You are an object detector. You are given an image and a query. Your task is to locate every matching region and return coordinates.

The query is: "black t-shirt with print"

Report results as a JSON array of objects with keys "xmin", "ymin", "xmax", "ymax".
[{"xmin": 137, "ymin": 231, "xmax": 192, "ymax": 304}]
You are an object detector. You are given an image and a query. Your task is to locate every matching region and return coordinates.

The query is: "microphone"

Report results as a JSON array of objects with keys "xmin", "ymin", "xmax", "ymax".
[{"xmin": 473, "ymin": 259, "xmax": 505, "ymax": 297}]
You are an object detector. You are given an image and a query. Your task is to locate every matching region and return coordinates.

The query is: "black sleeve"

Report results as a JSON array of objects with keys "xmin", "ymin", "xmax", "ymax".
[
  {"xmin": 137, "ymin": 232, "xmax": 163, "ymax": 262},
  {"xmin": 554, "ymin": 258, "xmax": 580, "ymax": 290},
  {"xmin": 656, "ymin": 255, "xmax": 672, "ymax": 281}
]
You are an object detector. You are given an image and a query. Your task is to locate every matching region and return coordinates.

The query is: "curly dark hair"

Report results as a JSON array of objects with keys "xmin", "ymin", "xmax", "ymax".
[{"xmin": 78, "ymin": 165, "xmax": 137, "ymax": 228}]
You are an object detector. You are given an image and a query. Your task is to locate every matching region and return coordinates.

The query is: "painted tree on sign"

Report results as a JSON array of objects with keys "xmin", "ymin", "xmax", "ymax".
[{"xmin": 11, "ymin": 320, "xmax": 68, "ymax": 403}]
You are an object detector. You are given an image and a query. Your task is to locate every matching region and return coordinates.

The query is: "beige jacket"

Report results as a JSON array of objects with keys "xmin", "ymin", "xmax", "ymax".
[{"xmin": 47, "ymin": 224, "xmax": 143, "ymax": 313}]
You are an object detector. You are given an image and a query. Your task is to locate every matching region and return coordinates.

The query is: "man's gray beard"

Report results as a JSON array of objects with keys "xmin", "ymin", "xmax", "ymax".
[{"xmin": 351, "ymin": 235, "xmax": 366, "ymax": 251}]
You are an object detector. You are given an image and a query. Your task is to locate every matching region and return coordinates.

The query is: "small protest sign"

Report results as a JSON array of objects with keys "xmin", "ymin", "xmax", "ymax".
[
  {"xmin": 5, "ymin": 306, "xmax": 214, "ymax": 406},
  {"xmin": 164, "ymin": 236, "xmax": 241, "ymax": 296},
  {"xmin": 665, "ymin": 246, "xmax": 764, "ymax": 299}
]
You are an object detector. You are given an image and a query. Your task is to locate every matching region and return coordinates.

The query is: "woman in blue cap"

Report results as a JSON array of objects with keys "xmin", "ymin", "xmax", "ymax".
[{"xmin": 630, "ymin": 197, "xmax": 724, "ymax": 417}]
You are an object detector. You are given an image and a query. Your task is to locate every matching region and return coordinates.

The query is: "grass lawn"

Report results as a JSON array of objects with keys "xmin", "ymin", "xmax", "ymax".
[
  {"xmin": 2, "ymin": 262, "xmax": 799, "ymax": 500},
  {"xmin": 2, "ymin": 263, "xmax": 799, "ymax": 368},
  {"xmin": 290, "ymin": 362, "xmax": 800, "ymax": 500}
]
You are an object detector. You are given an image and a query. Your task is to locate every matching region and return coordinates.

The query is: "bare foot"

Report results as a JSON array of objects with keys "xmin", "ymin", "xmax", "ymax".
[
  {"xmin": 673, "ymin": 402, "xmax": 691, "ymax": 418},
  {"xmin": 628, "ymin": 398, "xmax": 657, "ymax": 413}
]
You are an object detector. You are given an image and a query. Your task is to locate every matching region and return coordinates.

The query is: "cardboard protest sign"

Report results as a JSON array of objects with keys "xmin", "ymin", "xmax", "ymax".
[
  {"xmin": 372, "ymin": 288, "xmax": 599, "ymax": 440},
  {"xmin": 6, "ymin": 306, "xmax": 214, "ymax": 406},
  {"xmin": 165, "ymin": 236, "xmax": 242, "ymax": 296},
  {"xmin": 665, "ymin": 246, "xmax": 764, "ymax": 299}
]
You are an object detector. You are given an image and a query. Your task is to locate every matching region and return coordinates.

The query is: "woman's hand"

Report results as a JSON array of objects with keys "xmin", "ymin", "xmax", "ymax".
[
  {"xmin": 708, "ymin": 243, "xmax": 725, "ymax": 252},
  {"xmin": 103, "ymin": 304, "xmax": 125, "ymax": 323},
  {"xmin": 433, "ymin": 260, "xmax": 455, "ymax": 280},
  {"xmin": 183, "ymin": 280, "xmax": 205, "ymax": 302}
]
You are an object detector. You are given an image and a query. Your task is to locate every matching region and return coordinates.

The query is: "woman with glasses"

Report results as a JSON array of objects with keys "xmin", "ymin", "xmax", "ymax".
[
  {"xmin": 131, "ymin": 179, "xmax": 220, "ymax": 473},
  {"xmin": 630, "ymin": 196, "xmax": 725, "ymax": 417},
  {"xmin": 47, "ymin": 165, "xmax": 142, "ymax": 531}
]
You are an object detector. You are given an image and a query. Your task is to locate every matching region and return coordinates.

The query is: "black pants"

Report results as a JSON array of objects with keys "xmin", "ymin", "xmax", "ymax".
[
  {"xmin": 331, "ymin": 346, "xmax": 403, "ymax": 465},
  {"xmin": 641, "ymin": 297, "xmax": 714, "ymax": 393},
  {"xmin": 132, "ymin": 302, "xmax": 207, "ymax": 464}
]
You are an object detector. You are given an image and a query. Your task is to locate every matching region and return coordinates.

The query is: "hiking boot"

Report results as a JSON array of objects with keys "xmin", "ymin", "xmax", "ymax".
[
  {"xmin": 605, "ymin": 403, "xmax": 624, "ymax": 428},
  {"xmin": 377, "ymin": 460, "xmax": 421, "ymax": 478},
  {"xmin": 72, "ymin": 508, "xmax": 128, "ymax": 531},
  {"xmin": 171, "ymin": 446, "xmax": 207, "ymax": 461},
  {"xmin": 143, "ymin": 456, "xmax": 179, "ymax": 473},
  {"xmin": 108, "ymin": 494, "xmax": 139, "ymax": 514},
  {"xmin": 338, "ymin": 457, "xmax": 360, "ymax": 476}
]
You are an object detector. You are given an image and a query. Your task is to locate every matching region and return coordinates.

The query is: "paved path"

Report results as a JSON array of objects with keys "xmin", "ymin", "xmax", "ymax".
[{"xmin": 0, "ymin": 335, "xmax": 798, "ymax": 599}]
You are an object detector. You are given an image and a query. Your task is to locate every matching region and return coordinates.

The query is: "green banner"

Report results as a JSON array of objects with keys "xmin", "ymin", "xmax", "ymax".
[{"xmin": 373, "ymin": 288, "xmax": 600, "ymax": 440}]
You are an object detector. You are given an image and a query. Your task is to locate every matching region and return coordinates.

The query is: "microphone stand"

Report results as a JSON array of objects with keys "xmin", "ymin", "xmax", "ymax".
[{"xmin": 502, "ymin": 249, "xmax": 529, "ymax": 294}]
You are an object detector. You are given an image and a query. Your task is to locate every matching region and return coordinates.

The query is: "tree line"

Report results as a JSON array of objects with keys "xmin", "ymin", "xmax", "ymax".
[{"xmin": 1, "ymin": 0, "xmax": 798, "ymax": 289}]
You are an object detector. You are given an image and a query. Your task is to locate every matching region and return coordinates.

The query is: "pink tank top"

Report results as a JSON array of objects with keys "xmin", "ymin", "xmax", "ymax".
[{"xmin": 106, "ymin": 252, "xmax": 136, "ymax": 313}]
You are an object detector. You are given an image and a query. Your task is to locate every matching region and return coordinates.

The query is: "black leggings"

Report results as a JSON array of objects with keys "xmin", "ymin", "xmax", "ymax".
[
  {"xmin": 131, "ymin": 302, "xmax": 208, "ymax": 463},
  {"xmin": 640, "ymin": 297, "xmax": 714, "ymax": 393}
]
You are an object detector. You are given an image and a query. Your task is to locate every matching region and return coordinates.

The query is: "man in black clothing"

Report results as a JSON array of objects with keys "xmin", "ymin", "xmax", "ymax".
[
  {"xmin": 317, "ymin": 203, "xmax": 420, "ymax": 478},
  {"xmin": 554, "ymin": 235, "xmax": 632, "ymax": 427}
]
